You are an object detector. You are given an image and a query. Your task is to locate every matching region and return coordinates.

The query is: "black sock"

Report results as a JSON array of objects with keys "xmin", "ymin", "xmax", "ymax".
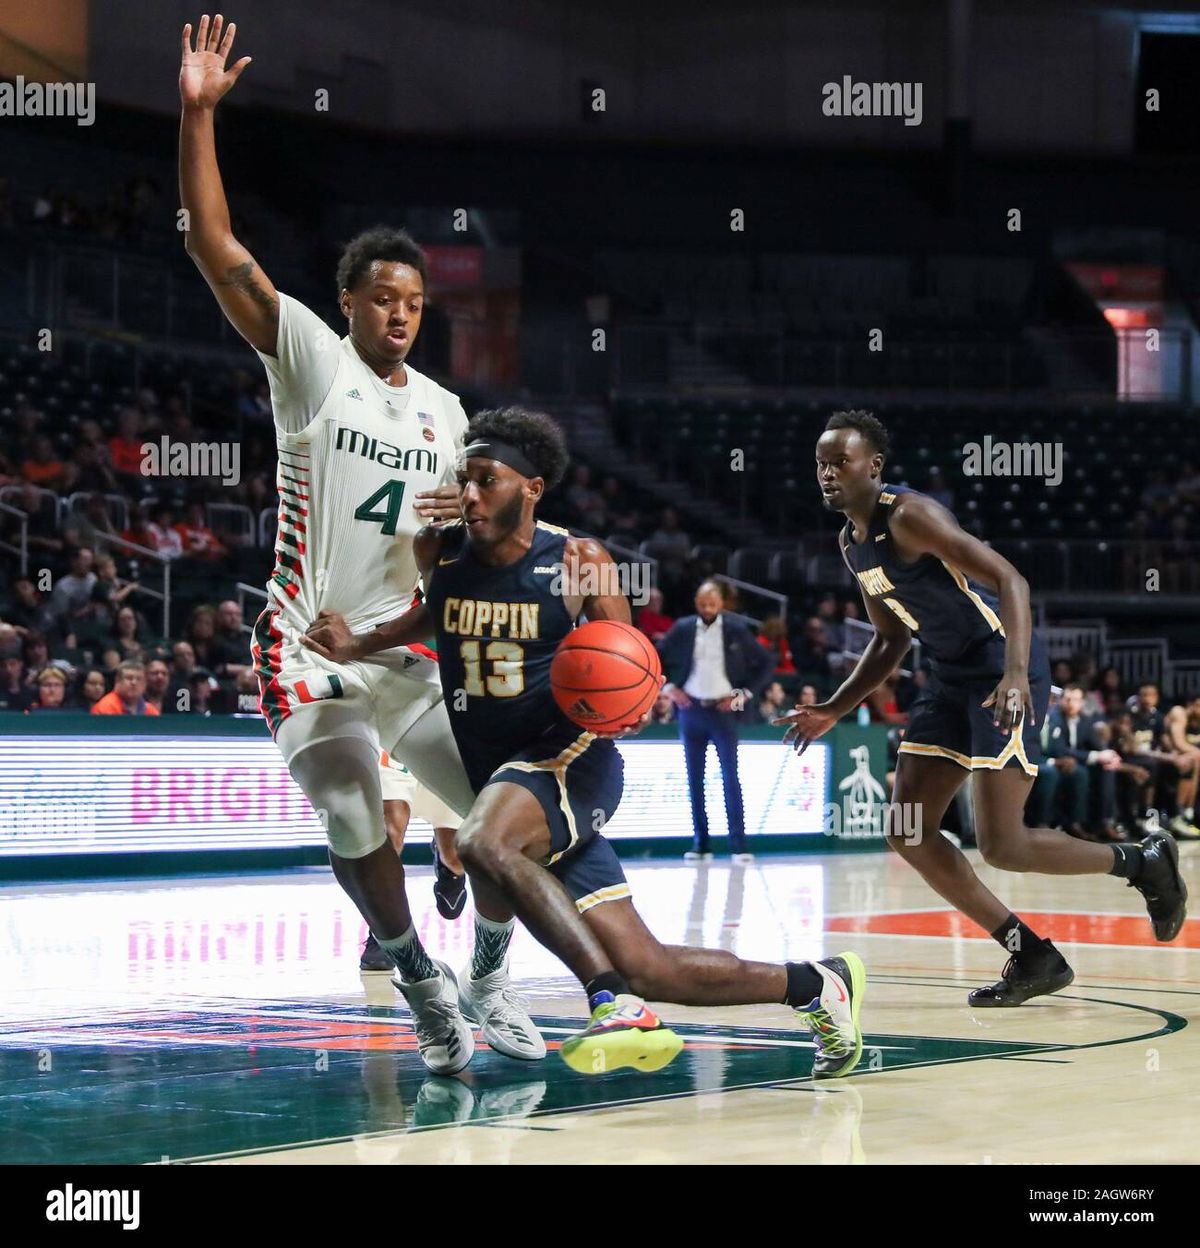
[
  {"xmin": 584, "ymin": 971, "xmax": 629, "ymax": 1009},
  {"xmin": 990, "ymin": 914, "xmax": 1051, "ymax": 961},
  {"xmin": 1109, "ymin": 843, "xmax": 1144, "ymax": 881},
  {"xmin": 783, "ymin": 961, "xmax": 825, "ymax": 1008}
]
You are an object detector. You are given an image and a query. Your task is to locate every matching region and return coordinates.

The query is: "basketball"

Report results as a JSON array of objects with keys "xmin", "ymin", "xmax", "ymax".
[{"xmin": 551, "ymin": 619, "xmax": 663, "ymax": 732}]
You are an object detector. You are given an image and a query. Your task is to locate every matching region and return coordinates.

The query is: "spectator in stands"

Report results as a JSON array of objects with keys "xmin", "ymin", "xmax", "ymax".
[
  {"xmin": 814, "ymin": 594, "xmax": 844, "ymax": 654},
  {"xmin": 866, "ymin": 671, "xmax": 907, "ymax": 725},
  {"xmin": 186, "ymin": 667, "xmax": 219, "ymax": 716},
  {"xmin": 635, "ymin": 587, "xmax": 674, "ymax": 645},
  {"xmin": 186, "ymin": 604, "xmax": 218, "ymax": 671},
  {"xmin": 757, "ymin": 615, "xmax": 796, "ymax": 680},
  {"xmin": 644, "ymin": 507, "xmax": 692, "ymax": 600},
  {"xmin": 1109, "ymin": 710, "xmax": 1161, "ymax": 836},
  {"xmin": 0, "ymin": 650, "xmax": 32, "ymax": 711},
  {"xmin": 210, "ymin": 600, "xmax": 249, "ymax": 679},
  {"xmin": 144, "ymin": 657, "xmax": 172, "ymax": 715},
  {"xmin": 758, "ymin": 679, "xmax": 789, "ymax": 724},
  {"xmin": 660, "ymin": 579, "xmax": 773, "ymax": 861},
  {"xmin": 21, "ymin": 434, "xmax": 69, "ymax": 492},
  {"xmin": 28, "ymin": 666, "xmax": 70, "ymax": 713},
  {"xmin": 1043, "ymin": 684, "xmax": 1121, "ymax": 841},
  {"xmin": 67, "ymin": 441, "xmax": 119, "ymax": 497},
  {"xmin": 77, "ymin": 668, "xmax": 109, "ymax": 711},
  {"xmin": 1163, "ymin": 694, "xmax": 1200, "ymax": 839},
  {"xmin": 49, "ymin": 547, "xmax": 97, "ymax": 632},
  {"xmin": 174, "ymin": 501, "xmax": 226, "ymax": 560},
  {"xmin": 9, "ymin": 481, "xmax": 64, "ymax": 559},
  {"xmin": 22, "ymin": 633, "xmax": 50, "ymax": 688},
  {"xmin": 233, "ymin": 668, "xmax": 259, "ymax": 714},
  {"xmin": 88, "ymin": 554, "xmax": 139, "ymax": 636},
  {"xmin": 122, "ymin": 501, "xmax": 181, "ymax": 560},
  {"xmin": 70, "ymin": 493, "xmax": 121, "ymax": 555},
  {"xmin": 91, "ymin": 660, "xmax": 158, "ymax": 716},
  {"xmin": 99, "ymin": 646, "xmax": 122, "ymax": 674},
  {"xmin": 111, "ymin": 604, "xmax": 150, "ymax": 663},
  {"xmin": 1095, "ymin": 665, "xmax": 1124, "ymax": 707},
  {"xmin": 792, "ymin": 616, "xmax": 836, "ymax": 696},
  {"xmin": 565, "ymin": 464, "xmax": 607, "ymax": 533},
  {"xmin": 108, "ymin": 408, "xmax": 146, "ymax": 484},
  {"xmin": 797, "ymin": 683, "xmax": 819, "ymax": 707},
  {"xmin": 4, "ymin": 576, "xmax": 56, "ymax": 637},
  {"xmin": 926, "ymin": 466, "xmax": 954, "ymax": 510},
  {"xmin": 651, "ymin": 691, "xmax": 675, "ymax": 725},
  {"xmin": 1051, "ymin": 659, "xmax": 1074, "ymax": 689},
  {"xmin": 170, "ymin": 639, "xmax": 197, "ymax": 685}
]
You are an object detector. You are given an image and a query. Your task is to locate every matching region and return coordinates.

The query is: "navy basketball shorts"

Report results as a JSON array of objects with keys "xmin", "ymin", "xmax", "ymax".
[
  {"xmin": 898, "ymin": 636, "xmax": 1051, "ymax": 778},
  {"xmin": 485, "ymin": 728, "xmax": 631, "ymax": 914}
]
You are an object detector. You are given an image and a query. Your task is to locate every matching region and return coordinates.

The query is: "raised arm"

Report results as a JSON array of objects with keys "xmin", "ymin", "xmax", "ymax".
[{"xmin": 178, "ymin": 15, "xmax": 278, "ymax": 354}]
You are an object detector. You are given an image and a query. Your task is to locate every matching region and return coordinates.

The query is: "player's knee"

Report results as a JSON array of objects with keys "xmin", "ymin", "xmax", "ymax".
[
  {"xmin": 455, "ymin": 819, "xmax": 521, "ymax": 875},
  {"xmin": 977, "ymin": 832, "xmax": 1029, "ymax": 872}
]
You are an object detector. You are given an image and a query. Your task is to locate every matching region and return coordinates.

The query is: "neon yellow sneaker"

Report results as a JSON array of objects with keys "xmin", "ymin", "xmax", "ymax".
[
  {"xmin": 795, "ymin": 952, "xmax": 866, "ymax": 1079},
  {"xmin": 560, "ymin": 994, "xmax": 684, "ymax": 1076}
]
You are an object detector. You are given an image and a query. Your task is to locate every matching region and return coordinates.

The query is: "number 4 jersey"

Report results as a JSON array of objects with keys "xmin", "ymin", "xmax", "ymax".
[{"xmin": 256, "ymin": 293, "xmax": 468, "ymax": 634}]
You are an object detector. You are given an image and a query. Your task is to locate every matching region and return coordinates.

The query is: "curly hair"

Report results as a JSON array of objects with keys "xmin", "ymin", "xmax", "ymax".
[
  {"xmin": 335, "ymin": 226, "xmax": 427, "ymax": 295},
  {"xmin": 466, "ymin": 406, "xmax": 570, "ymax": 490},
  {"xmin": 825, "ymin": 409, "xmax": 890, "ymax": 459}
]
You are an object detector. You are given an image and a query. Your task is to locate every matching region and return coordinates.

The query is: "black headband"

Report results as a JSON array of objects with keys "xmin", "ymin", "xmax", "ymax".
[{"xmin": 460, "ymin": 439, "xmax": 540, "ymax": 478}]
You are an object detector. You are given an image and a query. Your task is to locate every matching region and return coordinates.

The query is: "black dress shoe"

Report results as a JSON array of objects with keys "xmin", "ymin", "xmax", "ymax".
[
  {"xmin": 968, "ymin": 942, "xmax": 1075, "ymax": 1007},
  {"xmin": 1130, "ymin": 832, "xmax": 1188, "ymax": 942}
]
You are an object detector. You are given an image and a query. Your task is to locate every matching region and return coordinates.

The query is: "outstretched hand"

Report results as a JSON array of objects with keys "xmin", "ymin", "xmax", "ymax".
[
  {"xmin": 772, "ymin": 702, "xmax": 840, "ymax": 754},
  {"xmin": 180, "ymin": 14, "xmax": 252, "ymax": 110}
]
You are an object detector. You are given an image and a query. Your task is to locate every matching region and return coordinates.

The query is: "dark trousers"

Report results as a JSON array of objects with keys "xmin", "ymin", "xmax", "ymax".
[{"xmin": 678, "ymin": 704, "xmax": 746, "ymax": 851}]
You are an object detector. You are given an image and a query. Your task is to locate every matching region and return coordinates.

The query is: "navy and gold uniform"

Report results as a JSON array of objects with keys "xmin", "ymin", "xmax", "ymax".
[
  {"xmin": 424, "ymin": 519, "xmax": 630, "ymax": 913},
  {"xmin": 840, "ymin": 483, "xmax": 1050, "ymax": 777}
]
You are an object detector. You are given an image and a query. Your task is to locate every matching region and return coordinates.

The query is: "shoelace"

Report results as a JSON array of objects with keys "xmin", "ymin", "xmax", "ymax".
[
  {"xmin": 488, "ymin": 984, "xmax": 535, "ymax": 1029},
  {"xmin": 798, "ymin": 1004, "xmax": 849, "ymax": 1057},
  {"xmin": 411, "ymin": 994, "xmax": 463, "ymax": 1050}
]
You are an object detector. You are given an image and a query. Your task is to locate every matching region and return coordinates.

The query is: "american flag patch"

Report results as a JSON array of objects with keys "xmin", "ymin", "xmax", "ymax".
[{"xmin": 417, "ymin": 411, "xmax": 436, "ymax": 428}]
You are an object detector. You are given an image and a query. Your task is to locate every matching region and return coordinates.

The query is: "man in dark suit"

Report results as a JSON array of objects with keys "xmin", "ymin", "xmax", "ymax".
[
  {"xmin": 1043, "ymin": 683, "xmax": 1121, "ymax": 840},
  {"xmin": 659, "ymin": 580, "xmax": 774, "ymax": 861}
]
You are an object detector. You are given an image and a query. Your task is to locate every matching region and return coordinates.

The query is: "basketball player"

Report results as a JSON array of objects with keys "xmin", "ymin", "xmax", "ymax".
[
  {"xmin": 304, "ymin": 408, "xmax": 867, "ymax": 1079},
  {"xmin": 179, "ymin": 14, "xmax": 540, "ymax": 1072},
  {"xmin": 359, "ymin": 753, "xmax": 467, "ymax": 972},
  {"xmin": 775, "ymin": 410, "xmax": 1187, "ymax": 1006},
  {"xmin": 1164, "ymin": 695, "xmax": 1200, "ymax": 839}
]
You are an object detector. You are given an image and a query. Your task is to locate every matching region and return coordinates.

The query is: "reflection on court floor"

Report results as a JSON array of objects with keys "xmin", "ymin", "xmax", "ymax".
[{"xmin": 2, "ymin": 852, "xmax": 1196, "ymax": 1165}]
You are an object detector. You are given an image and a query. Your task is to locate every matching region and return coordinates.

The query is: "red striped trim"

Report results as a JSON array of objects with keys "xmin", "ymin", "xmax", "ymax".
[{"xmin": 408, "ymin": 642, "xmax": 438, "ymax": 662}]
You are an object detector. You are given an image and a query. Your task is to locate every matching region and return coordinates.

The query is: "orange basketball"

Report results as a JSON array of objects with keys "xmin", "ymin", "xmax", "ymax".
[{"xmin": 551, "ymin": 619, "xmax": 663, "ymax": 732}]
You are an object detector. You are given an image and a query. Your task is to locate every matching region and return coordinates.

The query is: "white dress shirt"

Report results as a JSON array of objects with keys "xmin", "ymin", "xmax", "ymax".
[{"xmin": 683, "ymin": 615, "xmax": 735, "ymax": 700}]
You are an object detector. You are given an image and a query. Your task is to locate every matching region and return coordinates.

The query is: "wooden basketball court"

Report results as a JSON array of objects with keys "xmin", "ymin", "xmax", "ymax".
[{"xmin": 3, "ymin": 849, "xmax": 1195, "ymax": 1165}]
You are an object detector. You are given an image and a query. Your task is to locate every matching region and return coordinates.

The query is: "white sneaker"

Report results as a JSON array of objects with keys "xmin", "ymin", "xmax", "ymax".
[
  {"xmin": 458, "ymin": 963, "xmax": 547, "ymax": 1061},
  {"xmin": 684, "ymin": 850, "xmax": 713, "ymax": 862},
  {"xmin": 393, "ymin": 959, "xmax": 475, "ymax": 1075},
  {"xmin": 731, "ymin": 852, "xmax": 755, "ymax": 864}
]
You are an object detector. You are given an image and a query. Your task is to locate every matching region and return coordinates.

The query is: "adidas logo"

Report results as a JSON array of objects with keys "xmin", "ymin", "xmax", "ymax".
[
  {"xmin": 568, "ymin": 696, "xmax": 603, "ymax": 721},
  {"xmin": 346, "ymin": 388, "xmax": 363, "ymax": 401}
]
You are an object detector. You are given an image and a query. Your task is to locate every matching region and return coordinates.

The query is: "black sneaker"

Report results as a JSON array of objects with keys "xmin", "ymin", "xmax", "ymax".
[
  {"xmin": 432, "ymin": 845, "xmax": 468, "ymax": 921},
  {"xmin": 967, "ymin": 942, "xmax": 1075, "ymax": 1007},
  {"xmin": 359, "ymin": 932, "xmax": 393, "ymax": 972},
  {"xmin": 1130, "ymin": 832, "xmax": 1188, "ymax": 941}
]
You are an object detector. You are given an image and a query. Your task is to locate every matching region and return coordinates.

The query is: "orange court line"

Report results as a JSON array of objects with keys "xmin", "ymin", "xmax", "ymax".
[{"xmin": 826, "ymin": 910, "xmax": 1200, "ymax": 949}]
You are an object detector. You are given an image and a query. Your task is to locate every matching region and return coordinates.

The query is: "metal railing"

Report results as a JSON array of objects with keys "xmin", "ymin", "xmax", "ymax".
[
  {"xmin": 101, "ymin": 534, "xmax": 173, "ymax": 638},
  {"xmin": 0, "ymin": 502, "xmax": 28, "ymax": 575},
  {"xmin": 990, "ymin": 539, "xmax": 1200, "ymax": 595},
  {"xmin": 235, "ymin": 581, "xmax": 269, "ymax": 631}
]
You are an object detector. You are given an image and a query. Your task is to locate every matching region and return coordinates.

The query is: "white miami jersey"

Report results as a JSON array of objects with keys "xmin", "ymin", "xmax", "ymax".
[{"xmin": 256, "ymin": 293, "xmax": 468, "ymax": 633}]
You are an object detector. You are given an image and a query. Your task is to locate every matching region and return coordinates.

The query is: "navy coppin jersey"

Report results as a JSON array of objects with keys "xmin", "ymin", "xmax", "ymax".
[
  {"xmin": 423, "ymin": 518, "xmax": 616, "ymax": 792},
  {"xmin": 841, "ymin": 483, "xmax": 1012, "ymax": 676}
]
